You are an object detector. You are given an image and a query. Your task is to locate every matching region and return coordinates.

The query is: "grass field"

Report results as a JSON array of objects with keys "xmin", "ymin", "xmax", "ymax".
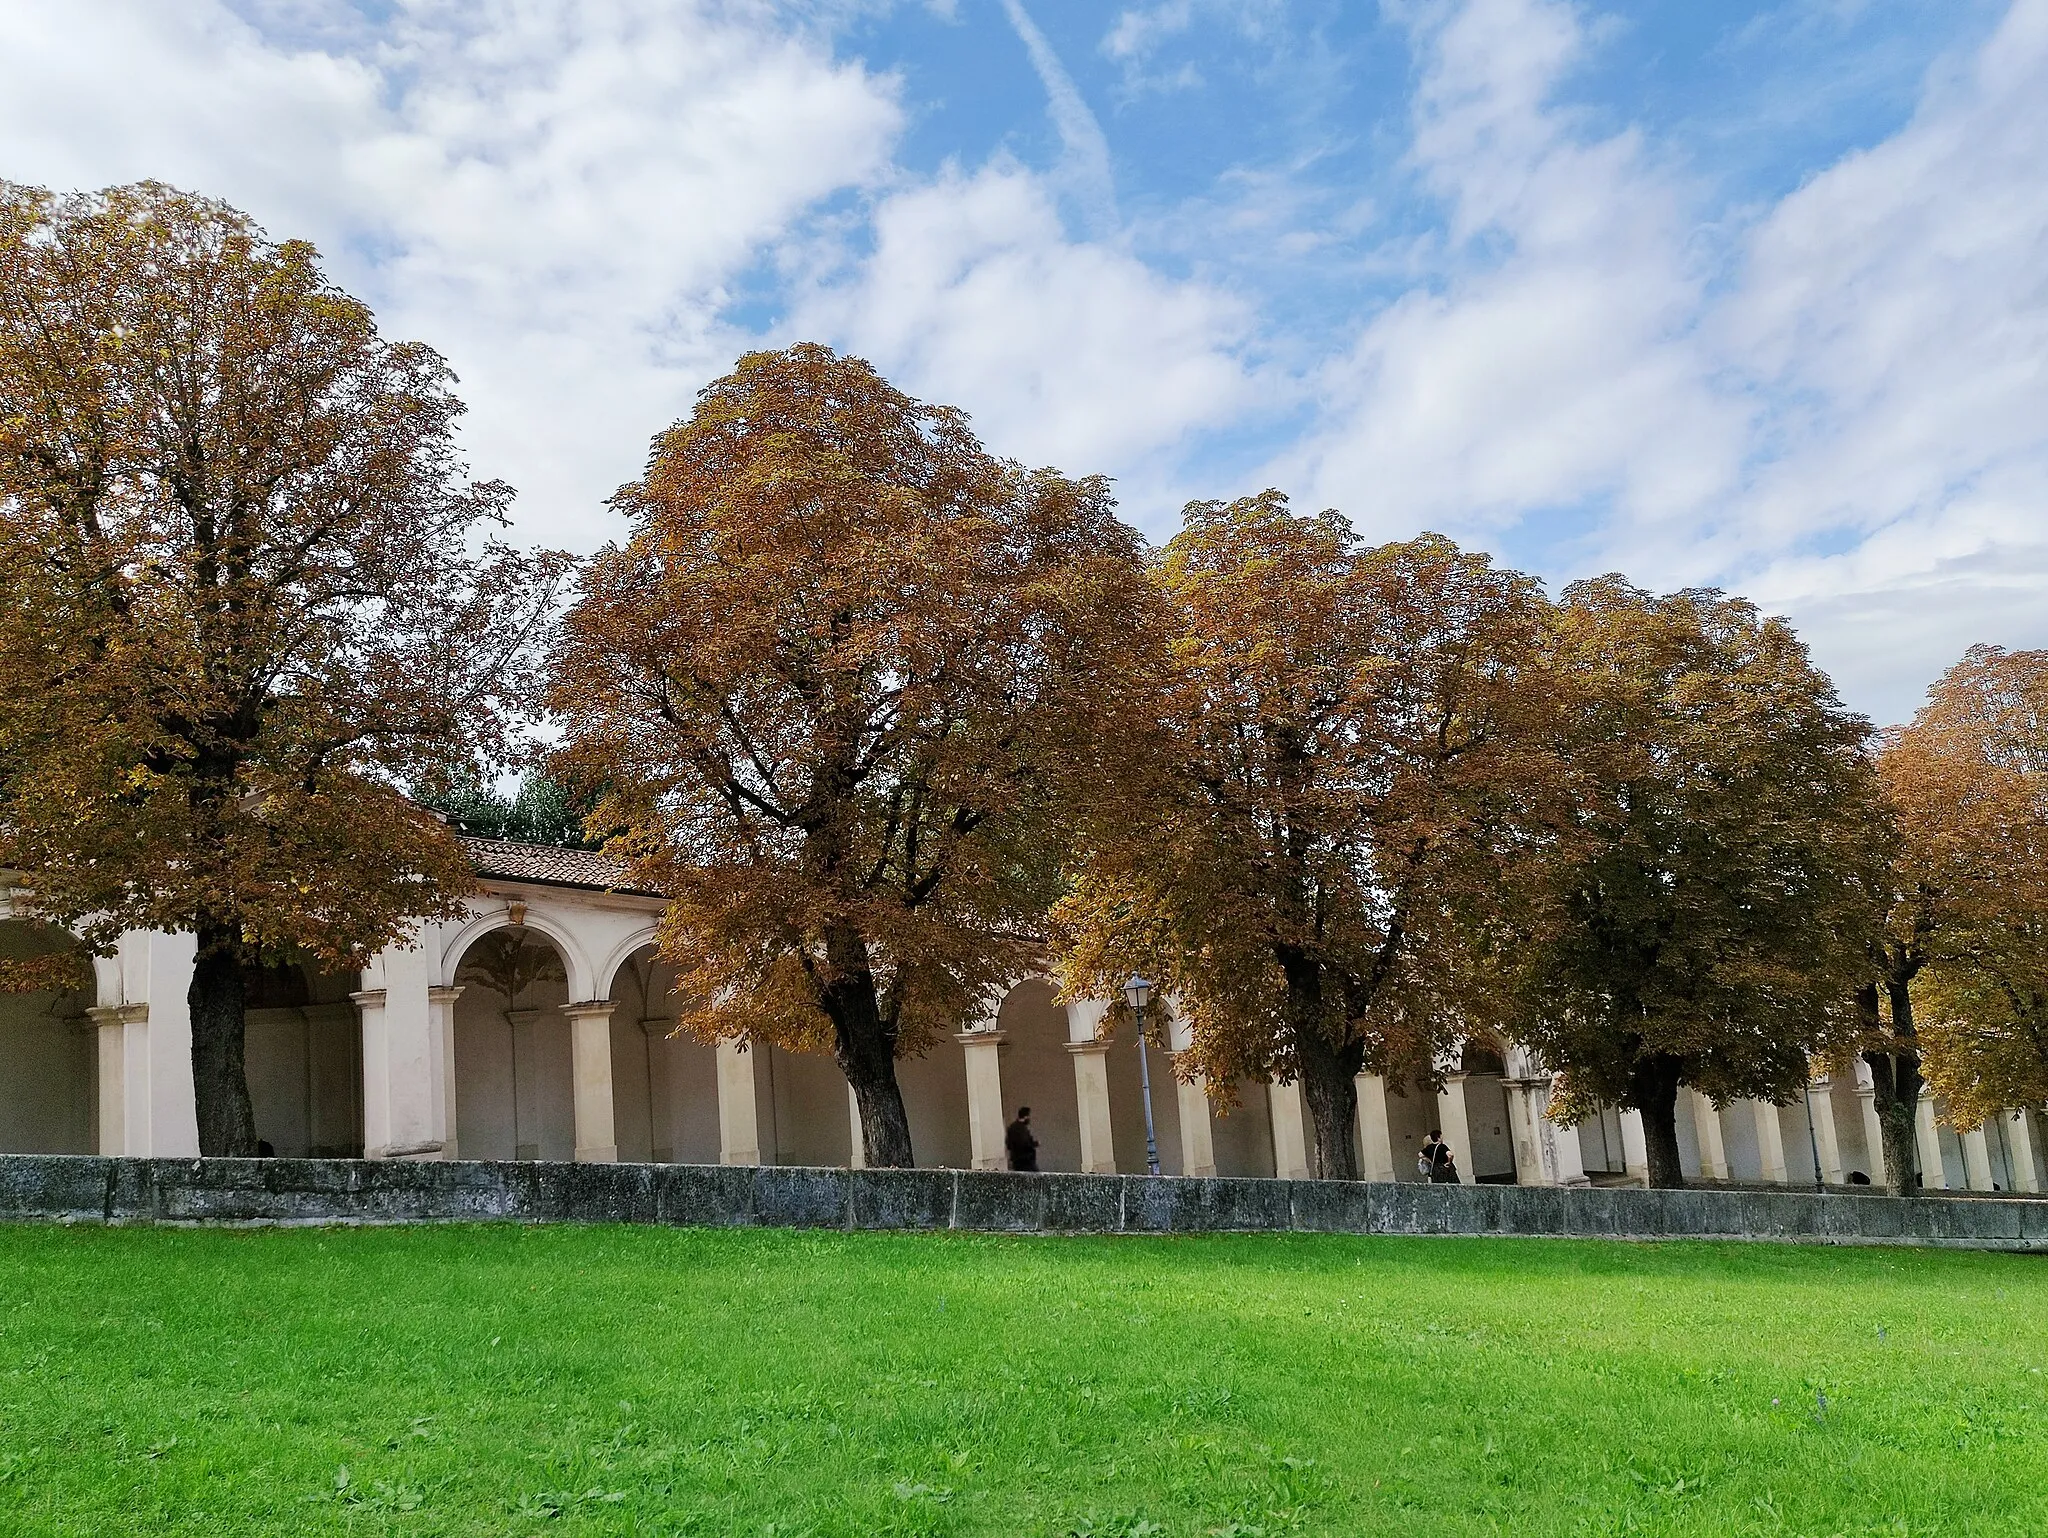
[{"xmin": 2, "ymin": 1225, "xmax": 2045, "ymax": 1536}]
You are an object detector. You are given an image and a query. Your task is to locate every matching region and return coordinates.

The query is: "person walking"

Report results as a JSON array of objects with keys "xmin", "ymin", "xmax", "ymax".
[
  {"xmin": 1005, "ymin": 1106, "xmax": 1039, "ymax": 1172},
  {"xmin": 1423, "ymin": 1130, "xmax": 1461, "ymax": 1184}
]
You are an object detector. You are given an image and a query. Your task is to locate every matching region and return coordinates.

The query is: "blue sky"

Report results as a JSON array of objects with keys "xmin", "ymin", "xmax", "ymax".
[{"xmin": 2, "ymin": 0, "xmax": 2044, "ymax": 721}]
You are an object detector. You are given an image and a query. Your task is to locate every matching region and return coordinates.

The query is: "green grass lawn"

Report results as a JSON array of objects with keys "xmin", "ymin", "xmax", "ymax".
[{"xmin": 2, "ymin": 1225, "xmax": 2045, "ymax": 1536}]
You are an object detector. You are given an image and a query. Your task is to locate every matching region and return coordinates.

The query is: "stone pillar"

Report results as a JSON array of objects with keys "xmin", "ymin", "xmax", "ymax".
[
  {"xmin": 563, "ymin": 1001, "xmax": 619, "ymax": 1163},
  {"xmin": 958, "ymin": 1029, "xmax": 1008, "ymax": 1171},
  {"xmin": 1618, "ymin": 1108, "xmax": 1650, "ymax": 1184},
  {"xmin": 1806, "ymin": 1080, "xmax": 1843, "ymax": 1186},
  {"xmin": 427, "ymin": 985, "xmax": 462, "ymax": 1160},
  {"xmin": 1853, "ymin": 1059, "xmax": 1887, "ymax": 1187},
  {"xmin": 714, "ymin": 1038, "xmax": 761, "ymax": 1165},
  {"xmin": 85, "ymin": 1004, "xmax": 139, "ymax": 1156},
  {"xmin": 1437, "ymin": 1074, "xmax": 1474, "ymax": 1180},
  {"xmin": 2005, "ymin": 1108, "xmax": 2042, "ymax": 1194},
  {"xmin": 1691, "ymin": 1091, "xmax": 1730, "ymax": 1181},
  {"xmin": 1751, "ymin": 1099, "xmax": 1789, "ymax": 1184},
  {"xmin": 1268, "ymin": 1080, "xmax": 1310, "ymax": 1180},
  {"xmin": 1172, "ymin": 1057, "xmax": 1215, "ymax": 1178},
  {"xmin": 846, "ymin": 1082, "xmax": 866, "ymax": 1170},
  {"xmin": 1542, "ymin": 1108, "xmax": 1590, "ymax": 1187},
  {"xmin": 1915, "ymin": 1097, "xmax": 1948, "ymax": 1190},
  {"xmin": 1067, "ymin": 1042, "xmax": 1116, "ymax": 1173},
  {"xmin": 1961, "ymin": 1125, "xmax": 1996, "ymax": 1191},
  {"xmin": 1502, "ymin": 1079, "xmax": 1545, "ymax": 1185},
  {"xmin": 1356, "ymin": 1073, "xmax": 1397, "ymax": 1182},
  {"xmin": 362, "ymin": 940, "xmax": 443, "ymax": 1160}
]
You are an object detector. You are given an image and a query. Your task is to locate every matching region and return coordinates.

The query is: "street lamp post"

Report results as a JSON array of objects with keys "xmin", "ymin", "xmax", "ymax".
[{"xmin": 1125, "ymin": 975, "xmax": 1162, "ymax": 1176}]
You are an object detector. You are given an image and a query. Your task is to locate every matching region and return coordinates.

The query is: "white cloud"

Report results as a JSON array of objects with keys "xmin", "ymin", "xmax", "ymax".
[
  {"xmin": 1284, "ymin": 0, "xmax": 2048, "ymax": 722},
  {"xmin": 0, "ymin": 0, "xmax": 903, "ymax": 548},
  {"xmin": 998, "ymin": 0, "xmax": 1118, "ymax": 234},
  {"xmin": 796, "ymin": 164, "xmax": 1259, "ymax": 497},
  {"xmin": 1284, "ymin": 0, "xmax": 1747, "ymax": 552}
]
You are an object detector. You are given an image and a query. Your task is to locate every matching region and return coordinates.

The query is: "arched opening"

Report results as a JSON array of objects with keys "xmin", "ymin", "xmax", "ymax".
[
  {"xmin": 451, "ymin": 927, "xmax": 574, "ymax": 1161},
  {"xmin": 989, "ymin": 978, "xmax": 1079, "ymax": 1173},
  {"xmin": 0, "ymin": 920, "xmax": 94, "ymax": 1153},
  {"xmin": 241, "ymin": 954, "xmax": 363, "ymax": 1157},
  {"xmin": 606, "ymin": 945, "xmax": 721, "ymax": 1165},
  {"xmin": 1210, "ymin": 1078, "xmax": 1277, "ymax": 1179},
  {"xmin": 1456, "ymin": 1044, "xmax": 1518, "ymax": 1183}
]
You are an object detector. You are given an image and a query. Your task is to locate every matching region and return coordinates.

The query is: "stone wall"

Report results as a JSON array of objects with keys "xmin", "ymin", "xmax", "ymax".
[{"xmin": 3, "ymin": 1155, "xmax": 2045, "ymax": 1248}]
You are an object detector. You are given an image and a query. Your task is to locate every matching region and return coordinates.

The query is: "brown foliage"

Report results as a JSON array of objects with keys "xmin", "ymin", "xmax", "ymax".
[
  {"xmin": 1054, "ymin": 493, "xmax": 1561, "ymax": 1179},
  {"xmin": 1506, "ymin": 578, "xmax": 1884, "ymax": 1187},
  {"xmin": 1890, "ymin": 646, "xmax": 2048, "ymax": 1131},
  {"xmin": 0, "ymin": 181, "xmax": 567, "ymax": 1153},
  {"xmin": 551, "ymin": 344, "xmax": 1151, "ymax": 1167}
]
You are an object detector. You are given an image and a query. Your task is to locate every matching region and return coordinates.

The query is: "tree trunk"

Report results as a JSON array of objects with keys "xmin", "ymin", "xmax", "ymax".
[
  {"xmin": 1863, "ymin": 981, "xmax": 1925, "ymax": 1197},
  {"xmin": 821, "ymin": 925, "xmax": 914, "ymax": 1168},
  {"xmin": 1296, "ymin": 1040, "xmax": 1361, "ymax": 1182},
  {"xmin": 1281, "ymin": 953, "xmax": 1362, "ymax": 1181},
  {"xmin": 189, "ymin": 928, "xmax": 258, "ymax": 1157},
  {"xmin": 1629, "ymin": 1053, "xmax": 1686, "ymax": 1189}
]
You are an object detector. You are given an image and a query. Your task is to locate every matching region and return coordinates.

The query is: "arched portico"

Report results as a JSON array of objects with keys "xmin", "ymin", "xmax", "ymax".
[{"xmin": 0, "ymin": 918, "xmax": 94, "ymax": 1154}]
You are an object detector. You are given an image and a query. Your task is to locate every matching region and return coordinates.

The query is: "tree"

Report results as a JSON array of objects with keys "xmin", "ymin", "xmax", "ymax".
[
  {"xmin": 420, "ymin": 771, "xmax": 604, "ymax": 849},
  {"xmin": 551, "ymin": 344, "xmax": 1150, "ymax": 1167},
  {"xmin": 0, "ymin": 181, "xmax": 565, "ymax": 1155},
  {"xmin": 1055, "ymin": 494, "xmax": 1560, "ymax": 1180},
  {"xmin": 1890, "ymin": 647, "xmax": 2048, "ymax": 1139},
  {"xmin": 1507, "ymin": 578, "xmax": 1884, "ymax": 1188}
]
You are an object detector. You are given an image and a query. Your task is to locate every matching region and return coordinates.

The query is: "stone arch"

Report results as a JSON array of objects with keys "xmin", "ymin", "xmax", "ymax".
[
  {"xmin": 988, "ymin": 976, "xmax": 1083, "ymax": 1172},
  {"xmin": 0, "ymin": 918, "xmax": 95, "ymax": 1154},
  {"xmin": 239, "ymin": 951, "xmax": 364, "ymax": 1157},
  {"xmin": 596, "ymin": 926, "xmax": 663, "ymax": 1004},
  {"xmin": 436, "ymin": 903, "xmax": 596, "ymax": 1002},
  {"xmin": 604, "ymin": 941, "xmax": 722, "ymax": 1165},
  {"xmin": 445, "ymin": 919, "xmax": 577, "ymax": 1161}
]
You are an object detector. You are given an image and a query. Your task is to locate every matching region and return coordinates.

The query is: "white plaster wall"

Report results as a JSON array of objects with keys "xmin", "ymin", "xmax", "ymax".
[
  {"xmin": 897, "ymin": 1042, "xmax": 974, "ymax": 1170},
  {"xmin": 1827, "ymin": 1079, "xmax": 1876, "ymax": 1182},
  {"xmin": 1381, "ymin": 1080, "xmax": 1437, "ymax": 1182},
  {"xmin": 1211, "ymin": 1078, "xmax": 1276, "ymax": 1179},
  {"xmin": 0, "ymin": 922, "xmax": 92, "ymax": 1153},
  {"xmin": 1461, "ymin": 1075, "xmax": 1518, "ymax": 1181},
  {"xmin": 1104, "ymin": 1012, "xmax": 1183, "ymax": 1176},
  {"xmin": 761, "ymin": 1044, "xmax": 853, "ymax": 1167},
  {"xmin": 450, "ymin": 941, "xmax": 574, "ymax": 1161},
  {"xmin": 1673, "ymin": 1089, "xmax": 1705, "ymax": 1178}
]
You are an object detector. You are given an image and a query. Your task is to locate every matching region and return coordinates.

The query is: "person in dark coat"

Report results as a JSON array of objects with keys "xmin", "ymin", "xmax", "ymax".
[
  {"xmin": 1424, "ymin": 1130, "xmax": 1461, "ymax": 1184},
  {"xmin": 1005, "ymin": 1106, "xmax": 1039, "ymax": 1172}
]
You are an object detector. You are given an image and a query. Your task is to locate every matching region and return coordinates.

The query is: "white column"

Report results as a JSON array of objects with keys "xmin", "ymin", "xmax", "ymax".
[
  {"xmin": 118, "ymin": 930, "xmax": 197, "ymax": 1157},
  {"xmin": 365, "ymin": 940, "xmax": 442, "ymax": 1159},
  {"xmin": 1542, "ymin": 1107, "xmax": 1590, "ymax": 1186},
  {"xmin": 1854, "ymin": 1058, "xmax": 1887, "ymax": 1186},
  {"xmin": 2005, "ymin": 1108, "xmax": 2042, "ymax": 1194},
  {"xmin": 1751, "ymin": 1099, "xmax": 1789, "ymax": 1184},
  {"xmin": 1691, "ymin": 1091, "xmax": 1730, "ymax": 1181},
  {"xmin": 844, "ymin": 1082, "xmax": 865, "ymax": 1170},
  {"xmin": 1267, "ymin": 1080, "xmax": 1310, "ymax": 1180},
  {"xmin": 959, "ymin": 1030, "xmax": 1008, "ymax": 1171},
  {"xmin": 1962, "ymin": 1125, "xmax": 1996, "ymax": 1191},
  {"xmin": 1068, "ymin": 1043, "xmax": 1115, "ymax": 1173},
  {"xmin": 1356, "ymin": 1073, "xmax": 1397, "ymax": 1182},
  {"xmin": 427, "ymin": 985, "xmax": 462, "ymax": 1159},
  {"xmin": 1618, "ymin": 1108, "xmax": 1650, "ymax": 1184},
  {"xmin": 714, "ymin": 1038, "xmax": 761, "ymax": 1165},
  {"xmin": 1915, "ymin": 1097, "xmax": 1948, "ymax": 1190},
  {"xmin": 87, "ymin": 1005, "xmax": 140, "ymax": 1156},
  {"xmin": 562, "ymin": 1002, "xmax": 618, "ymax": 1163},
  {"xmin": 1173, "ymin": 1057, "xmax": 1215, "ymax": 1178},
  {"xmin": 1502, "ymin": 1079, "xmax": 1545, "ymax": 1185},
  {"xmin": 1437, "ymin": 1074, "xmax": 1474, "ymax": 1181},
  {"xmin": 1807, "ymin": 1080, "xmax": 1843, "ymax": 1185}
]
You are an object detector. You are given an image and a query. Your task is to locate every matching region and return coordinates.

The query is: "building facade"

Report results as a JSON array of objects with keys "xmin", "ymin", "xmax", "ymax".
[{"xmin": 4, "ymin": 839, "xmax": 2044, "ymax": 1194}]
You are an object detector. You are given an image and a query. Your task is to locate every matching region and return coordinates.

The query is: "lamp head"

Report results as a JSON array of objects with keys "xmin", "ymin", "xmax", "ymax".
[{"xmin": 1123, "ymin": 975, "xmax": 1151, "ymax": 1011}]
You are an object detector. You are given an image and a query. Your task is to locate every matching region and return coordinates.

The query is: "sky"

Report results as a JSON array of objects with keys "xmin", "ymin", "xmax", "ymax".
[{"xmin": 2, "ymin": 0, "xmax": 2043, "ymax": 724}]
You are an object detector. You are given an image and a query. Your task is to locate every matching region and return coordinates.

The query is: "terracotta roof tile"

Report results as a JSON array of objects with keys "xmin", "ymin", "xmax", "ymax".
[{"xmin": 461, "ymin": 837, "xmax": 659, "ymax": 896}]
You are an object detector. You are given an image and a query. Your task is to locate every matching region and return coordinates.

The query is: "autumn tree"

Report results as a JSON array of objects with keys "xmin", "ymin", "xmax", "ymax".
[
  {"xmin": 1507, "ymin": 578, "xmax": 1883, "ymax": 1188},
  {"xmin": 551, "ymin": 344, "xmax": 1150, "ymax": 1167},
  {"xmin": 1890, "ymin": 647, "xmax": 2048, "ymax": 1141},
  {"xmin": 0, "ymin": 181, "xmax": 566, "ymax": 1155},
  {"xmin": 1055, "ymin": 494, "xmax": 1560, "ymax": 1180}
]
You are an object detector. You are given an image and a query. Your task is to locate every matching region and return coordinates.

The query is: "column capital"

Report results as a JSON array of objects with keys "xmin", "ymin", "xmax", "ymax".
[
  {"xmin": 349, "ymin": 989, "xmax": 387, "ymax": 1009},
  {"xmin": 87, "ymin": 1002, "xmax": 147, "ymax": 1027},
  {"xmin": 561, "ymin": 999, "xmax": 615, "ymax": 1021},
  {"xmin": 954, "ymin": 1029, "xmax": 1006, "ymax": 1048},
  {"xmin": 428, "ymin": 985, "xmax": 465, "ymax": 1006},
  {"xmin": 1064, "ymin": 1039, "xmax": 1110, "ymax": 1056}
]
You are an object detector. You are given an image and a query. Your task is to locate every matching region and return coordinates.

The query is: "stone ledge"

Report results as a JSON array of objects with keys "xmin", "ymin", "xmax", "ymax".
[{"xmin": 1, "ymin": 1155, "xmax": 2042, "ymax": 1250}]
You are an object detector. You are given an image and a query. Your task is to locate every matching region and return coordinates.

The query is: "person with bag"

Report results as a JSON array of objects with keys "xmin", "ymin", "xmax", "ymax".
[{"xmin": 1421, "ymin": 1130, "xmax": 1461, "ymax": 1184}]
